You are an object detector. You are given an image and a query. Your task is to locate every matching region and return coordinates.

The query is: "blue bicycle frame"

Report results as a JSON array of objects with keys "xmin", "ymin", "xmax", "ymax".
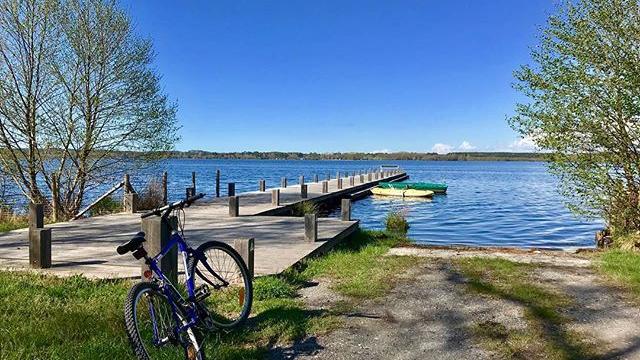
[{"xmin": 145, "ymin": 230, "xmax": 200, "ymax": 341}]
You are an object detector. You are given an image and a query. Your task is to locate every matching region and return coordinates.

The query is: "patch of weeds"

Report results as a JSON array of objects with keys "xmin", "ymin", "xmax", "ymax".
[
  {"xmin": 89, "ymin": 196, "xmax": 121, "ymax": 216},
  {"xmin": 384, "ymin": 210, "xmax": 410, "ymax": 235},
  {"xmin": 455, "ymin": 257, "xmax": 600, "ymax": 360},
  {"xmin": 137, "ymin": 178, "xmax": 165, "ymax": 210},
  {"xmin": 291, "ymin": 201, "xmax": 319, "ymax": 216}
]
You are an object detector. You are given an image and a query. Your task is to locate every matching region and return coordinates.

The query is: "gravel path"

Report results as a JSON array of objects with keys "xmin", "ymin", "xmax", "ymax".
[{"xmin": 269, "ymin": 248, "xmax": 640, "ymax": 360}]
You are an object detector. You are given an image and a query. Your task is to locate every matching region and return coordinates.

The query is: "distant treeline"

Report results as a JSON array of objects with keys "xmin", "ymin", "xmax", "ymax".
[{"xmin": 155, "ymin": 151, "xmax": 546, "ymax": 161}]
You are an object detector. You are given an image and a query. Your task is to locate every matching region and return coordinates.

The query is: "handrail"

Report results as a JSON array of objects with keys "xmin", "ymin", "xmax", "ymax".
[{"xmin": 72, "ymin": 181, "xmax": 125, "ymax": 220}]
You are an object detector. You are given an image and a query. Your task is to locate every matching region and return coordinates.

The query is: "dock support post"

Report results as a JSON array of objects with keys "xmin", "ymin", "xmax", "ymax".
[
  {"xmin": 228, "ymin": 182, "xmax": 235, "ymax": 197},
  {"xmin": 305, "ymin": 213, "xmax": 318, "ymax": 242},
  {"xmin": 299, "ymin": 175, "xmax": 305, "ymax": 186},
  {"xmin": 28, "ymin": 203, "xmax": 51, "ymax": 269},
  {"xmin": 124, "ymin": 192, "xmax": 138, "ymax": 213},
  {"xmin": 322, "ymin": 181, "xmax": 328, "ymax": 193},
  {"xmin": 337, "ymin": 178, "xmax": 343, "ymax": 189},
  {"xmin": 367, "ymin": 173, "xmax": 372, "ymax": 182},
  {"xmin": 216, "ymin": 169, "xmax": 220, "ymax": 197},
  {"xmin": 301, "ymin": 184, "xmax": 308, "ymax": 198},
  {"xmin": 259, "ymin": 179, "xmax": 266, "ymax": 192},
  {"xmin": 360, "ymin": 174, "xmax": 364, "ymax": 183},
  {"xmin": 272, "ymin": 189, "xmax": 280, "ymax": 206},
  {"xmin": 314, "ymin": 174, "xmax": 319, "ymax": 183},
  {"xmin": 341, "ymin": 198, "xmax": 351, "ymax": 221},
  {"xmin": 281, "ymin": 177, "xmax": 287, "ymax": 188},
  {"xmin": 192, "ymin": 171, "xmax": 196, "ymax": 193},
  {"xmin": 142, "ymin": 216, "xmax": 178, "ymax": 283},
  {"xmin": 336, "ymin": 171, "xmax": 340, "ymax": 180},
  {"xmin": 185, "ymin": 187, "xmax": 195, "ymax": 198},
  {"xmin": 349, "ymin": 176, "xmax": 354, "ymax": 186},
  {"xmin": 229, "ymin": 196, "xmax": 239, "ymax": 217},
  {"xmin": 234, "ymin": 238, "xmax": 254, "ymax": 279},
  {"xmin": 162, "ymin": 171, "xmax": 168, "ymax": 204}
]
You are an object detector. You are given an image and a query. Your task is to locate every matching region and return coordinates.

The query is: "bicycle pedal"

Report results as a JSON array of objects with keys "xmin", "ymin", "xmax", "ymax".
[{"xmin": 194, "ymin": 284, "xmax": 210, "ymax": 303}]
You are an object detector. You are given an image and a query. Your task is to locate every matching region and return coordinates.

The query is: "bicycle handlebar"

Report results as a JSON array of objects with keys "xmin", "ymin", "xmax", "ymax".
[{"xmin": 140, "ymin": 193, "xmax": 206, "ymax": 219}]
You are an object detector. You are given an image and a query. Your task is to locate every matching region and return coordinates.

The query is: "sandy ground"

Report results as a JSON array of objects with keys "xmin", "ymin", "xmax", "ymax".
[{"xmin": 269, "ymin": 248, "xmax": 640, "ymax": 360}]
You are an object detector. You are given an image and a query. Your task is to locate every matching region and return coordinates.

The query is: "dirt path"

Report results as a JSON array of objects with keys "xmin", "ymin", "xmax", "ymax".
[{"xmin": 270, "ymin": 248, "xmax": 640, "ymax": 360}]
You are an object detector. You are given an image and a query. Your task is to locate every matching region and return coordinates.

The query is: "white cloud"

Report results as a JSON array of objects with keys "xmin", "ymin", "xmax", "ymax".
[
  {"xmin": 508, "ymin": 136, "xmax": 537, "ymax": 152},
  {"xmin": 458, "ymin": 141, "xmax": 476, "ymax": 151},
  {"xmin": 431, "ymin": 143, "xmax": 453, "ymax": 154}
]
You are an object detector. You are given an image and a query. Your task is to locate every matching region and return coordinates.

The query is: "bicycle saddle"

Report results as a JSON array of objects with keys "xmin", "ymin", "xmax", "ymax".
[{"xmin": 117, "ymin": 232, "xmax": 146, "ymax": 255}]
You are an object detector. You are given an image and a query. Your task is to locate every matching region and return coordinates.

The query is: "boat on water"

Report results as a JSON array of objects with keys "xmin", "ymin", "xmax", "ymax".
[
  {"xmin": 378, "ymin": 181, "xmax": 448, "ymax": 194},
  {"xmin": 371, "ymin": 187, "xmax": 434, "ymax": 198}
]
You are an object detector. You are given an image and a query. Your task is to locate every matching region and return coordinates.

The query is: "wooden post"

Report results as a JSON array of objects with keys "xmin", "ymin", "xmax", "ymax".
[
  {"xmin": 272, "ymin": 189, "xmax": 280, "ymax": 206},
  {"xmin": 336, "ymin": 171, "xmax": 340, "ymax": 180},
  {"xmin": 341, "ymin": 198, "xmax": 351, "ymax": 221},
  {"xmin": 322, "ymin": 180, "xmax": 328, "ymax": 193},
  {"xmin": 314, "ymin": 174, "xmax": 319, "ymax": 183},
  {"xmin": 234, "ymin": 238, "xmax": 254, "ymax": 279},
  {"xmin": 299, "ymin": 175, "xmax": 305, "ymax": 185},
  {"xmin": 301, "ymin": 184, "xmax": 308, "ymax": 198},
  {"xmin": 216, "ymin": 169, "xmax": 220, "ymax": 197},
  {"xmin": 28, "ymin": 203, "xmax": 51, "ymax": 269},
  {"xmin": 124, "ymin": 192, "xmax": 138, "ymax": 213},
  {"xmin": 229, "ymin": 196, "xmax": 239, "ymax": 217},
  {"xmin": 304, "ymin": 213, "xmax": 318, "ymax": 242},
  {"xmin": 337, "ymin": 178, "xmax": 343, "ymax": 189},
  {"xmin": 142, "ymin": 216, "xmax": 178, "ymax": 284},
  {"xmin": 29, "ymin": 203, "xmax": 44, "ymax": 230},
  {"xmin": 349, "ymin": 176, "xmax": 354, "ymax": 186},
  {"xmin": 162, "ymin": 171, "xmax": 168, "ymax": 205},
  {"xmin": 360, "ymin": 174, "xmax": 364, "ymax": 183},
  {"xmin": 228, "ymin": 182, "xmax": 235, "ymax": 197},
  {"xmin": 259, "ymin": 179, "xmax": 266, "ymax": 192},
  {"xmin": 124, "ymin": 174, "xmax": 131, "ymax": 193},
  {"xmin": 192, "ymin": 171, "xmax": 196, "ymax": 193},
  {"xmin": 368, "ymin": 173, "xmax": 372, "ymax": 182},
  {"xmin": 185, "ymin": 187, "xmax": 195, "ymax": 198},
  {"xmin": 281, "ymin": 177, "xmax": 287, "ymax": 188},
  {"xmin": 51, "ymin": 174, "xmax": 59, "ymax": 222}
]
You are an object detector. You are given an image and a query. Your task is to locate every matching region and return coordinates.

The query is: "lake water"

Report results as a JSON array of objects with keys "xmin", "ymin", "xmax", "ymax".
[{"xmin": 130, "ymin": 159, "xmax": 600, "ymax": 250}]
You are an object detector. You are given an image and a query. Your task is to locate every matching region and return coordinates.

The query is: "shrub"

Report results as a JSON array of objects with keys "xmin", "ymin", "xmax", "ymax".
[
  {"xmin": 291, "ymin": 201, "xmax": 319, "ymax": 216},
  {"xmin": 89, "ymin": 196, "xmax": 121, "ymax": 216},
  {"xmin": 137, "ymin": 178, "xmax": 164, "ymax": 211},
  {"xmin": 385, "ymin": 210, "xmax": 409, "ymax": 235}
]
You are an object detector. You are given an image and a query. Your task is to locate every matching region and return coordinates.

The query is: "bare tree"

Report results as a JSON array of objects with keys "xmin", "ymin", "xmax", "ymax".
[{"xmin": 0, "ymin": 0, "xmax": 178, "ymax": 219}]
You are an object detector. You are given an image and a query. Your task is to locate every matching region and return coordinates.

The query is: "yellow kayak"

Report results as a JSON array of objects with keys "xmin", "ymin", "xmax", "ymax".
[{"xmin": 371, "ymin": 187, "xmax": 434, "ymax": 198}]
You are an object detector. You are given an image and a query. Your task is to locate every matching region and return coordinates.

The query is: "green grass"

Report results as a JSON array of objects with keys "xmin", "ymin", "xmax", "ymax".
[
  {"xmin": 0, "ymin": 229, "xmax": 411, "ymax": 359},
  {"xmin": 597, "ymin": 249, "xmax": 640, "ymax": 298},
  {"xmin": 455, "ymin": 257, "xmax": 598, "ymax": 360},
  {"xmin": 297, "ymin": 229, "xmax": 415, "ymax": 299}
]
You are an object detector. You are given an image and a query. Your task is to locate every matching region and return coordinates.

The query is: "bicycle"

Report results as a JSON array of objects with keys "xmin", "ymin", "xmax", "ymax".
[{"xmin": 116, "ymin": 193, "xmax": 253, "ymax": 360}]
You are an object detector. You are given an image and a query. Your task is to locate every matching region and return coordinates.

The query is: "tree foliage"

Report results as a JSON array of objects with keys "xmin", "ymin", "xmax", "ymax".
[
  {"xmin": 510, "ymin": 0, "xmax": 640, "ymax": 235},
  {"xmin": 0, "ymin": 0, "xmax": 178, "ymax": 219}
]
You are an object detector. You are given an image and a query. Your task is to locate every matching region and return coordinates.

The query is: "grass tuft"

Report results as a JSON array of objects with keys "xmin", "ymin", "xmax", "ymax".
[
  {"xmin": 598, "ymin": 249, "xmax": 640, "ymax": 298},
  {"xmin": 384, "ymin": 210, "xmax": 409, "ymax": 234}
]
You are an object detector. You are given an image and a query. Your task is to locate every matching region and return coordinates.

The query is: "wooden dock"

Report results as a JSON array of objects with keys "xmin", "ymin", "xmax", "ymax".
[{"xmin": 0, "ymin": 170, "xmax": 407, "ymax": 279}]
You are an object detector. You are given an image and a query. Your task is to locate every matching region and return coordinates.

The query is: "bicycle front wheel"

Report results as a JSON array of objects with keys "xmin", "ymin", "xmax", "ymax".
[
  {"xmin": 124, "ymin": 282, "xmax": 205, "ymax": 360},
  {"xmin": 189, "ymin": 241, "xmax": 253, "ymax": 329}
]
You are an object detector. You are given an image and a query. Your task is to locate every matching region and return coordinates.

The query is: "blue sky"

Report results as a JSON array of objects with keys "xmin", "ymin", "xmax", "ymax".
[{"xmin": 122, "ymin": 1, "xmax": 554, "ymax": 153}]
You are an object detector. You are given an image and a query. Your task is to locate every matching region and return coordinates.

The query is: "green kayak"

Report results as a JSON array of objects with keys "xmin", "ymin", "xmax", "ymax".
[{"xmin": 378, "ymin": 181, "xmax": 448, "ymax": 194}]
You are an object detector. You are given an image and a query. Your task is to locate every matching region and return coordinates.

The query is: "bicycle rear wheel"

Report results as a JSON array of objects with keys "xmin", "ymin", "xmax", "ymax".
[
  {"xmin": 124, "ymin": 282, "xmax": 205, "ymax": 360},
  {"xmin": 189, "ymin": 241, "xmax": 253, "ymax": 329}
]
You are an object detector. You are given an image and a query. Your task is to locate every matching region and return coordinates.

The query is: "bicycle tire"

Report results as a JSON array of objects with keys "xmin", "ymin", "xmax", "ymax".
[
  {"xmin": 188, "ymin": 241, "xmax": 253, "ymax": 329},
  {"xmin": 124, "ymin": 282, "xmax": 205, "ymax": 360}
]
